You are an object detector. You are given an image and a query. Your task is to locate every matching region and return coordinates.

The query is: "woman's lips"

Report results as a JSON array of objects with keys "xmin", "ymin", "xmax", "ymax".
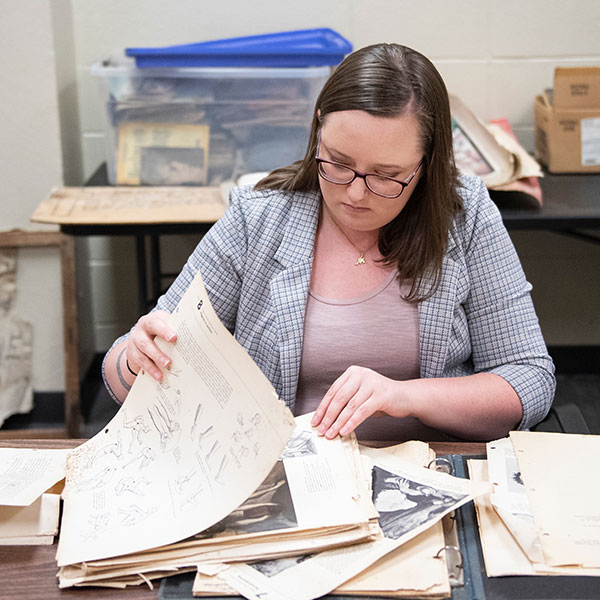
[{"xmin": 341, "ymin": 203, "xmax": 370, "ymax": 213}]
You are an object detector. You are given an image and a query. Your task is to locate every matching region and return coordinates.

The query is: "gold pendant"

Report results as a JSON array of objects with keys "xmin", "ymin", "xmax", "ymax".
[{"xmin": 355, "ymin": 253, "xmax": 366, "ymax": 266}]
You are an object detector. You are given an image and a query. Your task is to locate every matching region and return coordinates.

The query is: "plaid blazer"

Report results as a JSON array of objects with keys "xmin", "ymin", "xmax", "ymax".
[{"xmin": 107, "ymin": 176, "xmax": 554, "ymax": 429}]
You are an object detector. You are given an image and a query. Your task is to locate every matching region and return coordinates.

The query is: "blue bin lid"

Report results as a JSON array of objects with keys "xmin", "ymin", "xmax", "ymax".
[{"xmin": 125, "ymin": 28, "xmax": 352, "ymax": 68}]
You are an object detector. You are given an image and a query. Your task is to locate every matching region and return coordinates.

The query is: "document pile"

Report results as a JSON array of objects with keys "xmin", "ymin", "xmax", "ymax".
[
  {"xmin": 193, "ymin": 441, "xmax": 490, "ymax": 600},
  {"xmin": 469, "ymin": 431, "xmax": 600, "ymax": 577},
  {"xmin": 56, "ymin": 273, "xmax": 376, "ymax": 589},
  {"xmin": 55, "ymin": 272, "xmax": 490, "ymax": 597},
  {"xmin": 0, "ymin": 447, "xmax": 68, "ymax": 545}
]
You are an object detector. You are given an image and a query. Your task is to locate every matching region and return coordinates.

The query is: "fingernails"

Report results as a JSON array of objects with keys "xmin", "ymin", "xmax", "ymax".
[{"xmin": 162, "ymin": 358, "xmax": 170, "ymax": 368}]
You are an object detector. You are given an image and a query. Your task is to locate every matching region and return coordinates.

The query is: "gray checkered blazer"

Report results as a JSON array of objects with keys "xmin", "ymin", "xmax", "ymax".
[{"xmin": 106, "ymin": 175, "xmax": 554, "ymax": 430}]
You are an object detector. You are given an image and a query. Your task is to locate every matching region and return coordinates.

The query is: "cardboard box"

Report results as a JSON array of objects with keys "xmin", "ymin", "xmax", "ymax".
[{"xmin": 534, "ymin": 67, "xmax": 600, "ymax": 173}]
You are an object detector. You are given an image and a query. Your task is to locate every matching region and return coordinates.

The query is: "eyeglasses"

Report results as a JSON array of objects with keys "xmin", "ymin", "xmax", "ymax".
[{"xmin": 315, "ymin": 140, "xmax": 423, "ymax": 199}]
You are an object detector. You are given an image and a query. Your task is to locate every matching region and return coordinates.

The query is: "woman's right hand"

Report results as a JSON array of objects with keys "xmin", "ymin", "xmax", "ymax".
[{"xmin": 126, "ymin": 310, "xmax": 178, "ymax": 382}]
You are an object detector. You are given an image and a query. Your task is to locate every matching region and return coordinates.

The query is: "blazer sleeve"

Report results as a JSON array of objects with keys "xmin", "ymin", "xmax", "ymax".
[{"xmin": 460, "ymin": 177, "xmax": 555, "ymax": 429}]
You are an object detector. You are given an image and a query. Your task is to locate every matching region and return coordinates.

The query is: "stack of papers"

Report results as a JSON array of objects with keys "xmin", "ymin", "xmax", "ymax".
[
  {"xmin": 195, "ymin": 441, "xmax": 489, "ymax": 600},
  {"xmin": 469, "ymin": 431, "xmax": 600, "ymax": 577},
  {"xmin": 56, "ymin": 273, "xmax": 376, "ymax": 589},
  {"xmin": 0, "ymin": 447, "xmax": 68, "ymax": 545},
  {"xmin": 54, "ymin": 270, "xmax": 491, "ymax": 597}
]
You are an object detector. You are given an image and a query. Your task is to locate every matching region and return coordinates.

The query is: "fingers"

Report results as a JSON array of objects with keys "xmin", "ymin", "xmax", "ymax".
[
  {"xmin": 127, "ymin": 311, "xmax": 177, "ymax": 381},
  {"xmin": 312, "ymin": 366, "xmax": 382, "ymax": 440}
]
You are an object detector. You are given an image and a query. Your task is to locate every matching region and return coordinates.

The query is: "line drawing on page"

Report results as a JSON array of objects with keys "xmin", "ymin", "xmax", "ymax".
[
  {"xmin": 114, "ymin": 476, "xmax": 151, "ymax": 496},
  {"xmin": 147, "ymin": 400, "xmax": 181, "ymax": 452},
  {"xmin": 75, "ymin": 465, "xmax": 118, "ymax": 492},
  {"xmin": 87, "ymin": 431, "xmax": 123, "ymax": 468},
  {"xmin": 122, "ymin": 447, "xmax": 155, "ymax": 470},
  {"xmin": 118, "ymin": 503, "xmax": 158, "ymax": 526},
  {"xmin": 123, "ymin": 412, "xmax": 151, "ymax": 453}
]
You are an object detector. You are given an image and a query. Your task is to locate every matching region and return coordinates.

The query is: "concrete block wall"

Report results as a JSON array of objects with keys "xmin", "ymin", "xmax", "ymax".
[{"xmin": 4, "ymin": 1, "xmax": 600, "ymax": 390}]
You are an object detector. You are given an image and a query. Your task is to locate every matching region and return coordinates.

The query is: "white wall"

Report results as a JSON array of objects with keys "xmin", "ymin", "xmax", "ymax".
[
  {"xmin": 3, "ymin": 1, "xmax": 600, "ymax": 393},
  {"xmin": 0, "ymin": 1, "xmax": 65, "ymax": 390}
]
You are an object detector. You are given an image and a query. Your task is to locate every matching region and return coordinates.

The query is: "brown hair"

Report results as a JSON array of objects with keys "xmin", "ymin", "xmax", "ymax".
[{"xmin": 256, "ymin": 43, "xmax": 462, "ymax": 301}]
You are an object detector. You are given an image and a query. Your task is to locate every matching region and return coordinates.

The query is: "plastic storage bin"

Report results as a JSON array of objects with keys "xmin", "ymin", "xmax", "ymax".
[
  {"xmin": 92, "ymin": 64, "xmax": 333, "ymax": 186},
  {"xmin": 91, "ymin": 30, "xmax": 352, "ymax": 186}
]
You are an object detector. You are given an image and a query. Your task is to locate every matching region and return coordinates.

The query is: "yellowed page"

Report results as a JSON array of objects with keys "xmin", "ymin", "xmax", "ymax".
[
  {"xmin": 335, "ymin": 521, "xmax": 450, "ymax": 597},
  {"xmin": 57, "ymin": 271, "xmax": 295, "ymax": 568},
  {"xmin": 469, "ymin": 458, "xmax": 538, "ymax": 576},
  {"xmin": 510, "ymin": 431, "xmax": 600, "ymax": 568},
  {"xmin": 192, "ymin": 524, "xmax": 450, "ymax": 599},
  {"xmin": 469, "ymin": 457, "xmax": 600, "ymax": 577}
]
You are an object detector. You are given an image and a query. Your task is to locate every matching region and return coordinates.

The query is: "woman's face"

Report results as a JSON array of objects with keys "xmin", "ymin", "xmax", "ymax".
[{"xmin": 317, "ymin": 110, "xmax": 424, "ymax": 233}]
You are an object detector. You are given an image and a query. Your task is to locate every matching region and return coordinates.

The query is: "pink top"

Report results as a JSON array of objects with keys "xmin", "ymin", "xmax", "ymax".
[{"xmin": 295, "ymin": 271, "xmax": 447, "ymax": 441}]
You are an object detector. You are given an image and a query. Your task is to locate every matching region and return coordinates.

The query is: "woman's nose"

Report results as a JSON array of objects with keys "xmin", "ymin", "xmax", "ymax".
[{"xmin": 346, "ymin": 175, "xmax": 369, "ymax": 202}]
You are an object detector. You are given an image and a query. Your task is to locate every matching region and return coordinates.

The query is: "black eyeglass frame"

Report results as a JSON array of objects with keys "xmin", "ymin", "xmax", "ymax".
[{"xmin": 315, "ymin": 154, "xmax": 423, "ymax": 199}]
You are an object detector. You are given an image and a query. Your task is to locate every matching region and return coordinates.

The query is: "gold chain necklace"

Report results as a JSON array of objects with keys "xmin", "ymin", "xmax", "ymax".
[{"xmin": 329, "ymin": 217, "xmax": 379, "ymax": 266}]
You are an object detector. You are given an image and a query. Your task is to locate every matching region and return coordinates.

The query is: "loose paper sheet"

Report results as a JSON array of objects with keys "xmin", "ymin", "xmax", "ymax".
[
  {"xmin": 0, "ymin": 448, "xmax": 69, "ymax": 506},
  {"xmin": 509, "ymin": 431, "xmax": 600, "ymax": 568},
  {"xmin": 57, "ymin": 271, "xmax": 295, "ymax": 567},
  {"xmin": 0, "ymin": 493, "xmax": 60, "ymax": 544},
  {"xmin": 486, "ymin": 437, "xmax": 544, "ymax": 564}
]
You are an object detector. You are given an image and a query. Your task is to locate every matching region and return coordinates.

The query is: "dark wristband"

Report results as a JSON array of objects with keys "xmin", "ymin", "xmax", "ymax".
[{"xmin": 126, "ymin": 358, "xmax": 138, "ymax": 377}]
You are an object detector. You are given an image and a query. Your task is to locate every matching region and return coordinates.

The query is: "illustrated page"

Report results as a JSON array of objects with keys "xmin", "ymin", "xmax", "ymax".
[{"xmin": 57, "ymin": 271, "xmax": 295, "ymax": 567}]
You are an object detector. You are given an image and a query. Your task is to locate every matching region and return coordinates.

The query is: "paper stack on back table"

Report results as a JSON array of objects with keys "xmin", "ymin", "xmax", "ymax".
[{"xmin": 56, "ymin": 273, "xmax": 378, "ymax": 589}]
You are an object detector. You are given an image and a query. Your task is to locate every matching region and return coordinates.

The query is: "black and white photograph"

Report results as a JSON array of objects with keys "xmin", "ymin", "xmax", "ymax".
[
  {"xmin": 371, "ymin": 465, "xmax": 467, "ymax": 540},
  {"xmin": 199, "ymin": 460, "xmax": 298, "ymax": 537},
  {"xmin": 250, "ymin": 553, "xmax": 312, "ymax": 578}
]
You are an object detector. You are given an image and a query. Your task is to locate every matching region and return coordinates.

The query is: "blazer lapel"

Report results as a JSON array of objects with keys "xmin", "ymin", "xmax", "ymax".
[{"xmin": 269, "ymin": 192, "xmax": 320, "ymax": 408}]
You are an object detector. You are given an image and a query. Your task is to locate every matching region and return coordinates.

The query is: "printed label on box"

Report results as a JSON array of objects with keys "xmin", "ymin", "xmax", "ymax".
[{"xmin": 581, "ymin": 117, "xmax": 600, "ymax": 167}]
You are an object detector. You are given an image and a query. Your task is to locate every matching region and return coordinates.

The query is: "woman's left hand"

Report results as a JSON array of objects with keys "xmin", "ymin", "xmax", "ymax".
[{"xmin": 311, "ymin": 366, "xmax": 408, "ymax": 439}]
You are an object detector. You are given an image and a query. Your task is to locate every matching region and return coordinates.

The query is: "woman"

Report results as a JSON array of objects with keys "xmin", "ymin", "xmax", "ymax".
[{"xmin": 103, "ymin": 43, "xmax": 555, "ymax": 442}]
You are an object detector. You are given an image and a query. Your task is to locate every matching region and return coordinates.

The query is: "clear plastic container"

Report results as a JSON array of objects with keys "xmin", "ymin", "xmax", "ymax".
[{"xmin": 91, "ymin": 63, "xmax": 332, "ymax": 186}]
